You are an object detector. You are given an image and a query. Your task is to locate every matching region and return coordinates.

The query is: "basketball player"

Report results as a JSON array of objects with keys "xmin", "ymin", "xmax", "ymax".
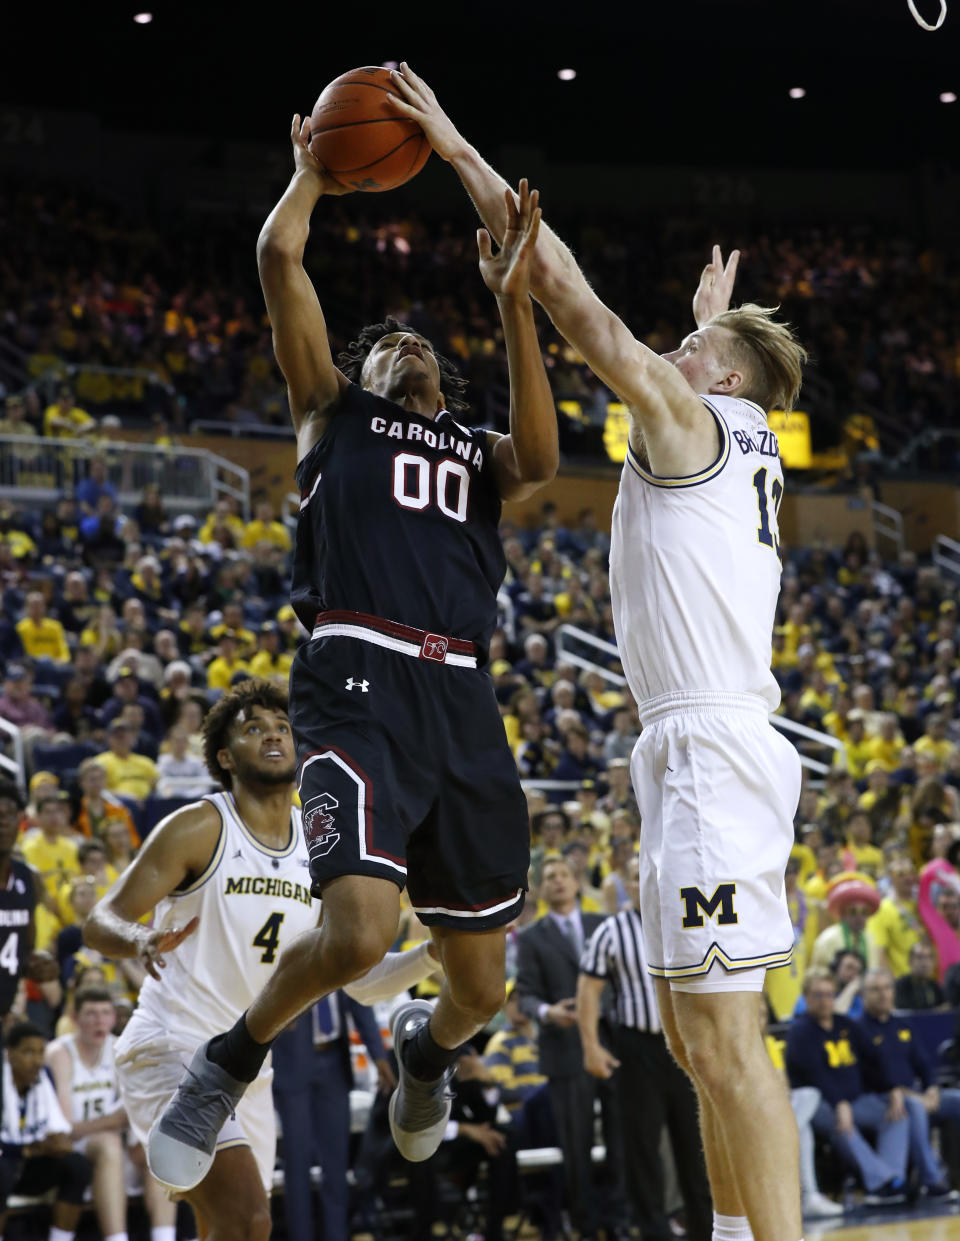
[
  {"xmin": 148, "ymin": 117, "xmax": 557, "ymax": 1189},
  {"xmin": 46, "ymin": 987, "xmax": 173, "ymax": 1241},
  {"xmin": 386, "ymin": 66, "xmax": 808, "ymax": 1241},
  {"xmin": 84, "ymin": 681, "xmax": 441, "ymax": 1238}
]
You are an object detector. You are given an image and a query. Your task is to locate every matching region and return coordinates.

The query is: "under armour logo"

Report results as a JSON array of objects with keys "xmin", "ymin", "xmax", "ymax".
[{"xmin": 346, "ymin": 678, "xmax": 369, "ymax": 692}]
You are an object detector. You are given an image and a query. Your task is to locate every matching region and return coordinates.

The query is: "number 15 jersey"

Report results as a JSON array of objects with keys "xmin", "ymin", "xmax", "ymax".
[{"xmin": 609, "ymin": 395, "xmax": 783, "ymax": 712}]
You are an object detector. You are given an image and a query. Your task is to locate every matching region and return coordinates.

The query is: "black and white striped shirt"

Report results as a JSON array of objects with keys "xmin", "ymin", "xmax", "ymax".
[{"xmin": 580, "ymin": 908, "xmax": 661, "ymax": 1033}]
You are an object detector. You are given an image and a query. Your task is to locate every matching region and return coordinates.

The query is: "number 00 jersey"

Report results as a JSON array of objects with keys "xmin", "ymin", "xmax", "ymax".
[
  {"xmin": 291, "ymin": 383, "xmax": 505, "ymax": 651},
  {"xmin": 610, "ymin": 395, "xmax": 783, "ymax": 712},
  {"xmin": 135, "ymin": 792, "xmax": 319, "ymax": 1046}
]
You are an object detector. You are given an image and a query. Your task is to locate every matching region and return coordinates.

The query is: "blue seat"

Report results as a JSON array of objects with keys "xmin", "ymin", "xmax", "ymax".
[
  {"xmin": 141, "ymin": 795, "xmax": 196, "ymax": 837},
  {"xmin": 30, "ymin": 741, "xmax": 97, "ymax": 785}
]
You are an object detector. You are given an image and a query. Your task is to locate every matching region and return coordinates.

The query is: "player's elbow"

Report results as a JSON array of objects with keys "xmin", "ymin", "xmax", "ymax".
[{"xmin": 256, "ymin": 229, "xmax": 300, "ymax": 270}]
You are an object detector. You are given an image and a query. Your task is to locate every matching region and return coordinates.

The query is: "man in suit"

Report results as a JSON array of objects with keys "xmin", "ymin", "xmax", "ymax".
[
  {"xmin": 272, "ymin": 991, "xmax": 396, "ymax": 1241},
  {"xmin": 516, "ymin": 855, "xmax": 609, "ymax": 1239}
]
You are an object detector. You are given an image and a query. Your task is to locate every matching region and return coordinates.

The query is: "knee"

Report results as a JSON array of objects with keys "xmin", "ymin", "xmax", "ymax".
[
  {"xmin": 86, "ymin": 1132, "xmax": 124, "ymax": 1163},
  {"xmin": 679, "ymin": 1023, "xmax": 753, "ymax": 1094},
  {"xmin": 306, "ymin": 921, "xmax": 392, "ymax": 983},
  {"xmin": 60, "ymin": 1151, "xmax": 93, "ymax": 1200},
  {"xmin": 447, "ymin": 972, "xmax": 506, "ymax": 1026},
  {"xmin": 661, "ymin": 1027, "xmax": 694, "ymax": 1078}
]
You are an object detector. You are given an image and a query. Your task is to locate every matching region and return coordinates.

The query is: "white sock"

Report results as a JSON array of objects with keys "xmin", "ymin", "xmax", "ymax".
[
  {"xmin": 712, "ymin": 1214, "xmax": 753, "ymax": 1241},
  {"xmin": 49, "ymin": 1227, "xmax": 76, "ymax": 1241},
  {"xmin": 152, "ymin": 1228, "xmax": 177, "ymax": 1241},
  {"xmin": 105, "ymin": 1233, "xmax": 128, "ymax": 1241}
]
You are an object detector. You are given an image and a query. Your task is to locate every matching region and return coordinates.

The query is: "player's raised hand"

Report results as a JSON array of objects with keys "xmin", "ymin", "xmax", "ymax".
[
  {"xmin": 693, "ymin": 244, "xmax": 741, "ymax": 326},
  {"xmin": 136, "ymin": 916, "xmax": 200, "ymax": 981},
  {"xmin": 477, "ymin": 180, "xmax": 542, "ymax": 299},
  {"xmin": 290, "ymin": 115, "xmax": 354, "ymax": 196},
  {"xmin": 385, "ymin": 63, "xmax": 466, "ymax": 162}
]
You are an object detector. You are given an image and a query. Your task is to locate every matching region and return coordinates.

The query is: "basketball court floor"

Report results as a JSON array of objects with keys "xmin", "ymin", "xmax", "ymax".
[{"xmin": 806, "ymin": 1199, "xmax": 960, "ymax": 1240}]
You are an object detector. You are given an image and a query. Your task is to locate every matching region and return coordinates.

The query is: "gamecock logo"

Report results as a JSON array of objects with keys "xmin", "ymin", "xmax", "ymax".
[{"xmin": 302, "ymin": 793, "xmax": 341, "ymax": 856}]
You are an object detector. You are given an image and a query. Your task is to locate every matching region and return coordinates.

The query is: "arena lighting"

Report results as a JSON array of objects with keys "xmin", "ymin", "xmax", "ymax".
[
  {"xmin": 381, "ymin": 60, "xmax": 399, "ymax": 70},
  {"xmin": 557, "ymin": 68, "xmax": 577, "ymax": 81},
  {"xmin": 133, "ymin": 12, "xmax": 153, "ymax": 23},
  {"xmin": 941, "ymin": 91, "xmax": 958, "ymax": 103},
  {"xmin": 788, "ymin": 87, "xmax": 806, "ymax": 99}
]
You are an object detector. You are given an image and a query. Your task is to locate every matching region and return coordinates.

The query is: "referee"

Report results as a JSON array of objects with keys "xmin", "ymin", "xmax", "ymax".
[{"xmin": 577, "ymin": 857, "xmax": 712, "ymax": 1241}]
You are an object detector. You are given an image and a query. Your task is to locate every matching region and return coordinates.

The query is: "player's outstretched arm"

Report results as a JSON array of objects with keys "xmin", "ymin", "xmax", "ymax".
[
  {"xmin": 257, "ymin": 115, "xmax": 353, "ymax": 461},
  {"xmin": 386, "ymin": 65, "xmax": 706, "ymax": 454},
  {"xmin": 83, "ymin": 801, "xmax": 219, "ymax": 980},
  {"xmin": 479, "ymin": 180, "xmax": 558, "ymax": 501}
]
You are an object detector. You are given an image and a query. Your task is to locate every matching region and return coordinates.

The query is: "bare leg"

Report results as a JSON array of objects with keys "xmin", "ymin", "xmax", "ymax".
[
  {"xmin": 245, "ymin": 874, "xmax": 401, "ymax": 1043},
  {"xmin": 185, "ymin": 1146, "xmax": 271, "ymax": 1241},
  {"xmin": 654, "ymin": 980, "xmax": 744, "ymax": 1216},
  {"xmin": 85, "ymin": 1133, "xmax": 128, "ymax": 1236},
  {"xmin": 428, "ymin": 926, "xmax": 508, "ymax": 1048},
  {"xmin": 671, "ymin": 989, "xmax": 801, "ymax": 1241}
]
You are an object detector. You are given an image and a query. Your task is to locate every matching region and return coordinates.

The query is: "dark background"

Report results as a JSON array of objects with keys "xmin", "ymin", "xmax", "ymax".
[{"xmin": 4, "ymin": 0, "xmax": 959, "ymax": 170}]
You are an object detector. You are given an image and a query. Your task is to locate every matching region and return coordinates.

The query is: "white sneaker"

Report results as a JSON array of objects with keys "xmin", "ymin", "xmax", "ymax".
[
  {"xmin": 802, "ymin": 1192, "xmax": 844, "ymax": 1218},
  {"xmin": 388, "ymin": 1000, "xmax": 453, "ymax": 1162}
]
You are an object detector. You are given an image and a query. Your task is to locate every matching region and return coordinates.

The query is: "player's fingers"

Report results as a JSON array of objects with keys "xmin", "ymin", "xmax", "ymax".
[
  {"xmin": 181, "ymin": 916, "xmax": 200, "ymax": 940},
  {"xmin": 143, "ymin": 958, "xmax": 162, "ymax": 982},
  {"xmin": 521, "ymin": 207, "xmax": 542, "ymax": 249},
  {"xmin": 713, "ymin": 243, "xmax": 723, "ymax": 268},
  {"xmin": 503, "ymin": 188, "xmax": 520, "ymax": 231},
  {"xmin": 725, "ymin": 248, "xmax": 741, "ymax": 280},
  {"xmin": 476, "ymin": 229, "xmax": 493, "ymax": 263},
  {"xmin": 399, "ymin": 62, "xmax": 430, "ymax": 98},
  {"xmin": 392, "ymin": 67, "xmax": 424, "ymax": 104},
  {"xmin": 299, "ymin": 116, "xmax": 311, "ymax": 143},
  {"xmin": 291, "ymin": 114, "xmax": 300, "ymax": 138}
]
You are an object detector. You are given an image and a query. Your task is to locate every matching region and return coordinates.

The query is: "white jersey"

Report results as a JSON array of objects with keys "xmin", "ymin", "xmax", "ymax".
[
  {"xmin": 52, "ymin": 1033, "xmax": 120, "ymax": 1125},
  {"xmin": 610, "ymin": 394, "xmax": 783, "ymax": 712},
  {"xmin": 135, "ymin": 791, "xmax": 319, "ymax": 1046}
]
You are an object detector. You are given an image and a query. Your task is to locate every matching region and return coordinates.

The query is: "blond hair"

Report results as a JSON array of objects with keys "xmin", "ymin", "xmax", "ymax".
[{"xmin": 709, "ymin": 303, "xmax": 807, "ymax": 413}]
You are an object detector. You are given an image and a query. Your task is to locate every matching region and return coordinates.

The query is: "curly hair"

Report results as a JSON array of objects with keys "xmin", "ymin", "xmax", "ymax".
[
  {"xmin": 201, "ymin": 679, "xmax": 290, "ymax": 790},
  {"xmin": 337, "ymin": 316, "xmax": 470, "ymax": 415}
]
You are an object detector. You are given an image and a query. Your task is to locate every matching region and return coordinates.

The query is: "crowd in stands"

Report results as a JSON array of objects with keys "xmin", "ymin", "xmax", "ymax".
[
  {"xmin": 2, "ymin": 184, "xmax": 960, "ymax": 457},
  {"xmin": 0, "ymin": 452, "xmax": 959, "ymax": 1232}
]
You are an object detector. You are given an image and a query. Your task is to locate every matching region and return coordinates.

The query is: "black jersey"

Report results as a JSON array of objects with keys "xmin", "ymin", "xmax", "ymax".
[
  {"xmin": 0, "ymin": 859, "xmax": 35, "ymax": 1017},
  {"xmin": 292, "ymin": 384, "xmax": 505, "ymax": 653}
]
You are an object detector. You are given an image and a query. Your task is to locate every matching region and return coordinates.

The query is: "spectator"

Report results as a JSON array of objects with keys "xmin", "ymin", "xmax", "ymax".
[
  {"xmin": 43, "ymin": 385, "xmax": 96, "ymax": 439},
  {"xmin": 100, "ymin": 664, "xmax": 163, "ymax": 739},
  {"xmin": 133, "ymin": 483, "xmax": 169, "ymax": 538},
  {"xmin": 0, "ymin": 664, "xmax": 53, "ymax": 736},
  {"xmin": 552, "ymin": 725, "xmax": 603, "ymax": 786},
  {"xmin": 516, "ymin": 856, "xmax": 607, "ymax": 1241},
  {"xmin": 598, "ymin": 757, "xmax": 638, "ymax": 816},
  {"xmin": 840, "ymin": 811, "xmax": 884, "ymax": 878},
  {"xmin": 21, "ymin": 793, "xmax": 80, "ymax": 903},
  {"xmin": 248, "ymin": 621, "xmax": 293, "ymax": 681},
  {"xmin": 80, "ymin": 495, "xmax": 125, "ymax": 568},
  {"xmin": 529, "ymin": 809, "xmax": 569, "ymax": 887},
  {"xmin": 0, "ymin": 1022, "xmax": 92, "ymax": 1241},
  {"xmin": 917, "ymin": 827, "xmax": 960, "ymax": 981},
  {"xmin": 810, "ymin": 875, "xmax": 882, "ymax": 970},
  {"xmin": 241, "ymin": 499, "xmax": 291, "ymax": 553},
  {"xmin": 73, "ymin": 758, "xmax": 139, "ymax": 847},
  {"xmin": 560, "ymin": 840, "xmax": 603, "ymax": 912},
  {"xmin": 93, "ymin": 719, "xmax": 158, "ymax": 802},
  {"xmin": 205, "ymin": 630, "xmax": 250, "ymax": 691},
  {"xmin": 101, "ymin": 818, "xmax": 137, "ymax": 876},
  {"xmin": 155, "ymin": 727, "xmax": 215, "ymax": 799},
  {"xmin": 868, "ymin": 857, "xmax": 921, "ymax": 979},
  {"xmin": 75, "ymin": 457, "xmax": 117, "ymax": 518},
  {"xmin": 785, "ymin": 969, "xmax": 908, "ymax": 1203},
  {"xmin": 16, "ymin": 592, "xmax": 70, "ymax": 663},
  {"xmin": 602, "ymin": 708, "xmax": 640, "ymax": 763},
  {"xmin": 858, "ymin": 968, "xmax": 958, "ymax": 1197},
  {"xmin": 601, "ymin": 836, "xmax": 635, "ymax": 914},
  {"xmin": 894, "ymin": 940, "xmax": 945, "ymax": 1011}
]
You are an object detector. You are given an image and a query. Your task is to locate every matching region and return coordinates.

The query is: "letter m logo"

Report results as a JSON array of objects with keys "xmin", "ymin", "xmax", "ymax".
[{"xmin": 679, "ymin": 883, "xmax": 739, "ymax": 929}]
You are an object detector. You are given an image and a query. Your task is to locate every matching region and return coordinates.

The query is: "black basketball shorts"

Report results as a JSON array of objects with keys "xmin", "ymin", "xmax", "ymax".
[{"xmin": 289, "ymin": 616, "xmax": 529, "ymax": 931}]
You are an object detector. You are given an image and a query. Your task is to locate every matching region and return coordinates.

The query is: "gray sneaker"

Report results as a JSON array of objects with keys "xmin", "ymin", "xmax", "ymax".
[
  {"xmin": 147, "ymin": 1041, "xmax": 249, "ymax": 1191},
  {"xmin": 388, "ymin": 1000, "xmax": 453, "ymax": 1162}
]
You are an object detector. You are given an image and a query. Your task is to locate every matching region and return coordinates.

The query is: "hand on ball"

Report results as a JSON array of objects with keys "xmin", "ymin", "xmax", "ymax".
[
  {"xmin": 291, "ymin": 115, "xmax": 354, "ymax": 196},
  {"xmin": 386, "ymin": 62, "xmax": 465, "ymax": 163}
]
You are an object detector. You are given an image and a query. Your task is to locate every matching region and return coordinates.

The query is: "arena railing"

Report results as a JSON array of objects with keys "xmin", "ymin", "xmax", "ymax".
[
  {"xmin": 556, "ymin": 623, "xmax": 838, "ymax": 778},
  {"xmin": 0, "ymin": 434, "xmax": 250, "ymax": 519},
  {"xmin": 933, "ymin": 534, "xmax": 960, "ymax": 581},
  {"xmin": 0, "ymin": 717, "xmax": 25, "ymax": 795},
  {"xmin": 872, "ymin": 502, "xmax": 905, "ymax": 558}
]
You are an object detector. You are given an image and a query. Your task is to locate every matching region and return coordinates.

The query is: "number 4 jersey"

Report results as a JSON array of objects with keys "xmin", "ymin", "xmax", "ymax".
[
  {"xmin": 0, "ymin": 860, "xmax": 34, "ymax": 1017},
  {"xmin": 610, "ymin": 394, "xmax": 784, "ymax": 712},
  {"xmin": 134, "ymin": 792, "xmax": 319, "ymax": 1046},
  {"xmin": 291, "ymin": 384, "xmax": 505, "ymax": 652}
]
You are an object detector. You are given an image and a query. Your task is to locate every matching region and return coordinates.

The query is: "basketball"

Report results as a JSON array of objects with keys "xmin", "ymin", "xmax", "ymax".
[{"xmin": 309, "ymin": 66, "xmax": 431, "ymax": 192}]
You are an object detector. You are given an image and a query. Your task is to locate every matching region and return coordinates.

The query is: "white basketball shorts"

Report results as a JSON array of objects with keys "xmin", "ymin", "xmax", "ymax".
[
  {"xmin": 631, "ymin": 691, "xmax": 801, "ymax": 992},
  {"xmin": 114, "ymin": 1009, "xmax": 276, "ymax": 1192}
]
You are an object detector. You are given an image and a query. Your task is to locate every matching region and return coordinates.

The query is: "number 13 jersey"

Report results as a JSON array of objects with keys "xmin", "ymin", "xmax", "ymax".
[
  {"xmin": 609, "ymin": 395, "xmax": 783, "ymax": 712},
  {"xmin": 135, "ymin": 792, "xmax": 319, "ymax": 1047},
  {"xmin": 291, "ymin": 384, "xmax": 505, "ymax": 651}
]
